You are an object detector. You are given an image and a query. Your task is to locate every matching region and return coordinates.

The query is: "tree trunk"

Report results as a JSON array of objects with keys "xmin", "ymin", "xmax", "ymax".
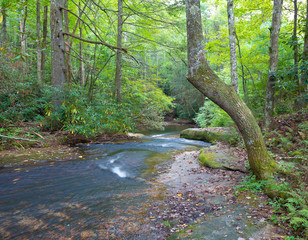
[
  {"xmin": 1, "ymin": 8, "xmax": 7, "ymax": 43},
  {"xmin": 36, "ymin": 0, "xmax": 42, "ymax": 84},
  {"xmin": 264, "ymin": 0, "xmax": 283, "ymax": 131},
  {"xmin": 41, "ymin": 5, "xmax": 48, "ymax": 79},
  {"xmin": 227, "ymin": 0, "xmax": 239, "ymax": 93},
  {"xmin": 235, "ymin": 33, "xmax": 248, "ymax": 103},
  {"xmin": 293, "ymin": 0, "xmax": 299, "ymax": 89},
  {"xmin": 50, "ymin": 0, "xmax": 66, "ymax": 107},
  {"xmin": 19, "ymin": 0, "xmax": 28, "ymax": 75},
  {"xmin": 300, "ymin": 0, "xmax": 308, "ymax": 107},
  {"xmin": 64, "ymin": 0, "xmax": 72, "ymax": 84},
  {"xmin": 185, "ymin": 0, "xmax": 276, "ymax": 180},
  {"xmin": 79, "ymin": 23, "xmax": 86, "ymax": 86},
  {"xmin": 115, "ymin": 0, "xmax": 123, "ymax": 103}
]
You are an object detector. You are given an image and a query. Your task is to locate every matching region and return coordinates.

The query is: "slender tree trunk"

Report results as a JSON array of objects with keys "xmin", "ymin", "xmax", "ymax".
[
  {"xmin": 235, "ymin": 33, "xmax": 248, "ymax": 103},
  {"xmin": 264, "ymin": 0, "xmax": 283, "ymax": 132},
  {"xmin": 36, "ymin": 0, "xmax": 42, "ymax": 83},
  {"xmin": 19, "ymin": 1, "xmax": 28, "ymax": 75},
  {"xmin": 79, "ymin": 23, "xmax": 86, "ymax": 86},
  {"xmin": 2, "ymin": 9, "xmax": 7, "ymax": 43},
  {"xmin": 115, "ymin": 0, "xmax": 123, "ymax": 103},
  {"xmin": 293, "ymin": 0, "xmax": 299, "ymax": 88},
  {"xmin": 64, "ymin": 0, "xmax": 72, "ymax": 84},
  {"xmin": 300, "ymin": 0, "xmax": 308, "ymax": 107},
  {"xmin": 50, "ymin": 0, "xmax": 66, "ymax": 107},
  {"xmin": 227, "ymin": 0, "xmax": 239, "ymax": 93},
  {"xmin": 185, "ymin": 0, "xmax": 276, "ymax": 180},
  {"xmin": 41, "ymin": 5, "xmax": 48, "ymax": 79}
]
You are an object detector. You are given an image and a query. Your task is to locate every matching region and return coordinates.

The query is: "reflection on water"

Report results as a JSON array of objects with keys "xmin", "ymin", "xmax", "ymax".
[{"xmin": 0, "ymin": 126, "xmax": 209, "ymax": 239}]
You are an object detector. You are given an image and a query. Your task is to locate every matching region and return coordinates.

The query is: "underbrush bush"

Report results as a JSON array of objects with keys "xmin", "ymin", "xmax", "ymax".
[
  {"xmin": 194, "ymin": 100, "xmax": 234, "ymax": 127},
  {"xmin": 0, "ymin": 69, "xmax": 49, "ymax": 127},
  {"xmin": 43, "ymin": 79, "xmax": 173, "ymax": 136}
]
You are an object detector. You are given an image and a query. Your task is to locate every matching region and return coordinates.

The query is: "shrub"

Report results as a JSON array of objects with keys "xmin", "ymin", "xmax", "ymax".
[{"xmin": 194, "ymin": 100, "xmax": 234, "ymax": 127}]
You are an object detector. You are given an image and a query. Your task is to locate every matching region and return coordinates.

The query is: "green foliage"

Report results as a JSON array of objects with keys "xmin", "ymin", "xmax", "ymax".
[
  {"xmin": 283, "ymin": 184, "xmax": 308, "ymax": 237},
  {"xmin": 194, "ymin": 100, "xmax": 234, "ymax": 127},
  {"xmin": 233, "ymin": 174, "xmax": 266, "ymax": 195},
  {"xmin": 43, "ymin": 79, "xmax": 173, "ymax": 136},
  {"xmin": 0, "ymin": 56, "xmax": 48, "ymax": 126}
]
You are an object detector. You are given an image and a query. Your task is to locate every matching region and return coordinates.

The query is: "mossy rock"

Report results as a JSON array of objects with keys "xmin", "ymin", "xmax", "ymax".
[
  {"xmin": 198, "ymin": 150, "xmax": 223, "ymax": 169},
  {"xmin": 180, "ymin": 128, "xmax": 224, "ymax": 143}
]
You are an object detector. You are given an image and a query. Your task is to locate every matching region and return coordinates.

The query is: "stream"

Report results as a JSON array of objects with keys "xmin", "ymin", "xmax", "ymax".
[{"xmin": 0, "ymin": 126, "xmax": 210, "ymax": 239}]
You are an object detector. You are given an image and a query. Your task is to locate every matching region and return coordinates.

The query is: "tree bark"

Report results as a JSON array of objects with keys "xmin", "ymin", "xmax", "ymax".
[
  {"xmin": 235, "ymin": 33, "xmax": 248, "ymax": 103},
  {"xmin": 41, "ymin": 5, "xmax": 48, "ymax": 79},
  {"xmin": 50, "ymin": 0, "xmax": 66, "ymax": 107},
  {"xmin": 36, "ymin": 0, "xmax": 42, "ymax": 84},
  {"xmin": 293, "ymin": 0, "xmax": 299, "ymax": 89},
  {"xmin": 264, "ymin": 0, "xmax": 283, "ymax": 131},
  {"xmin": 227, "ymin": 0, "xmax": 239, "ymax": 93},
  {"xmin": 300, "ymin": 0, "xmax": 308, "ymax": 107},
  {"xmin": 185, "ymin": 0, "xmax": 276, "ymax": 180},
  {"xmin": 1, "ymin": 7, "xmax": 7, "ymax": 43},
  {"xmin": 115, "ymin": 0, "xmax": 123, "ymax": 103},
  {"xmin": 19, "ymin": 0, "xmax": 28, "ymax": 75},
  {"xmin": 64, "ymin": 0, "xmax": 72, "ymax": 84},
  {"xmin": 79, "ymin": 22, "xmax": 86, "ymax": 86}
]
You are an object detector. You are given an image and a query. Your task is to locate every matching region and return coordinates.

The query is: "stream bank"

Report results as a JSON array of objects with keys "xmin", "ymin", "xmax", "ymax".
[{"xmin": 152, "ymin": 142, "xmax": 288, "ymax": 239}]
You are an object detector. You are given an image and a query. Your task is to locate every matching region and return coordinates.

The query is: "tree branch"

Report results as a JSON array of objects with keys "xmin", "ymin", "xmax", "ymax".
[{"xmin": 63, "ymin": 31, "xmax": 127, "ymax": 52}]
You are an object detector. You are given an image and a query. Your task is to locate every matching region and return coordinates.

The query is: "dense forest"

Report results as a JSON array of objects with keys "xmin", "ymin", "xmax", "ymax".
[
  {"xmin": 0, "ymin": 0, "xmax": 306, "ymax": 133},
  {"xmin": 0, "ymin": 0, "xmax": 307, "ymax": 239}
]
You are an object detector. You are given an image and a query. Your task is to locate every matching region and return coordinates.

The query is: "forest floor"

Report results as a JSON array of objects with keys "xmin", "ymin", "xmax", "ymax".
[{"xmin": 147, "ymin": 143, "xmax": 289, "ymax": 240}]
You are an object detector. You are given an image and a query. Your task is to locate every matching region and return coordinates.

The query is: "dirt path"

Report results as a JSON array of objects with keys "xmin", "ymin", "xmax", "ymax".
[{"xmin": 153, "ymin": 143, "xmax": 286, "ymax": 240}]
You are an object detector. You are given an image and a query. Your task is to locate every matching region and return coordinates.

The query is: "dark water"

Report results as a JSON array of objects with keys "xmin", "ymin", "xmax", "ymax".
[{"xmin": 0, "ymin": 126, "xmax": 209, "ymax": 239}]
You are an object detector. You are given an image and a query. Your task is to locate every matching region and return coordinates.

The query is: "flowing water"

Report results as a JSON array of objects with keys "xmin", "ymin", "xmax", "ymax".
[{"xmin": 0, "ymin": 126, "xmax": 209, "ymax": 239}]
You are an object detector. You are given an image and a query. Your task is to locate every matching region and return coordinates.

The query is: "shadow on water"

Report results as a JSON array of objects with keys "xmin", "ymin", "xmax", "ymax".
[{"xmin": 0, "ymin": 126, "xmax": 209, "ymax": 239}]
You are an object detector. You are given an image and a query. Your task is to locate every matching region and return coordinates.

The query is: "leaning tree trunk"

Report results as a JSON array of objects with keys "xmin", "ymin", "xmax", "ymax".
[
  {"xmin": 227, "ymin": 0, "xmax": 239, "ymax": 93},
  {"xmin": 185, "ymin": 0, "xmax": 276, "ymax": 180},
  {"xmin": 50, "ymin": 0, "xmax": 66, "ymax": 107},
  {"xmin": 264, "ymin": 0, "xmax": 283, "ymax": 131},
  {"xmin": 115, "ymin": 0, "xmax": 123, "ymax": 103}
]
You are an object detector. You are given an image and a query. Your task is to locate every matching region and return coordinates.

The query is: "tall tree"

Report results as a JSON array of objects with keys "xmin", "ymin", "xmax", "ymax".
[
  {"xmin": 115, "ymin": 0, "xmax": 123, "ymax": 103},
  {"xmin": 264, "ymin": 0, "xmax": 283, "ymax": 131},
  {"xmin": 79, "ymin": 0, "xmax": 85, "ymax": 86},
  {"xmin": 64, "ymin": 0, "xmax": 72, "ymax": 84},
  {"xmin": 41, "ymin": 5, "xmax": 48, "ymax": 79},
  {"xmin": 300, "ymin": 0, "xmax": 308, "ymax": 107},
  {"xmin": 36, "ymin": 0, "xmax": 42, "ymax": 83},
  {"xmin": 79, "ymin": 22, "xmax": 86, "ymax": 86},
  {"xmin": 227, "ymin": 0, "xmax": 239, "ymax": 93},
  {"xmin": 185, "ymin": 0, "xmax": 276, "ymax": 180},
  {"xmin": 19, "ymin": 0, "xmax": 28, "ymax": 75},
  {"xmin": 50, "ymin": 0, "xmax": 66, "ymax": 106},
  {"xmin": 293, "ymin": 0, "xmax": 298, "ymax": 86},
  {"xmin": 1, "ymin": 1, "xmax": 7, "ymax": 43}
]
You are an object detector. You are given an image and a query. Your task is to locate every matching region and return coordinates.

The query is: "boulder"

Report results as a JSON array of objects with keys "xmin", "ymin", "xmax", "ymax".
[{"xmin": 180, "ymin": 128, "xmax": 227, "ymax": 143}]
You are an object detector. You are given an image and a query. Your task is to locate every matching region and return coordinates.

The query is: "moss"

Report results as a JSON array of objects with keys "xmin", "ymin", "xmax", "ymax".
[
  {"xmin": 180, "ymin": 128, "xmax": 222, "ymax": 143},
  {"xmin": 198, "ymin": 150, "xmax": 222, "ymax": 169}
]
